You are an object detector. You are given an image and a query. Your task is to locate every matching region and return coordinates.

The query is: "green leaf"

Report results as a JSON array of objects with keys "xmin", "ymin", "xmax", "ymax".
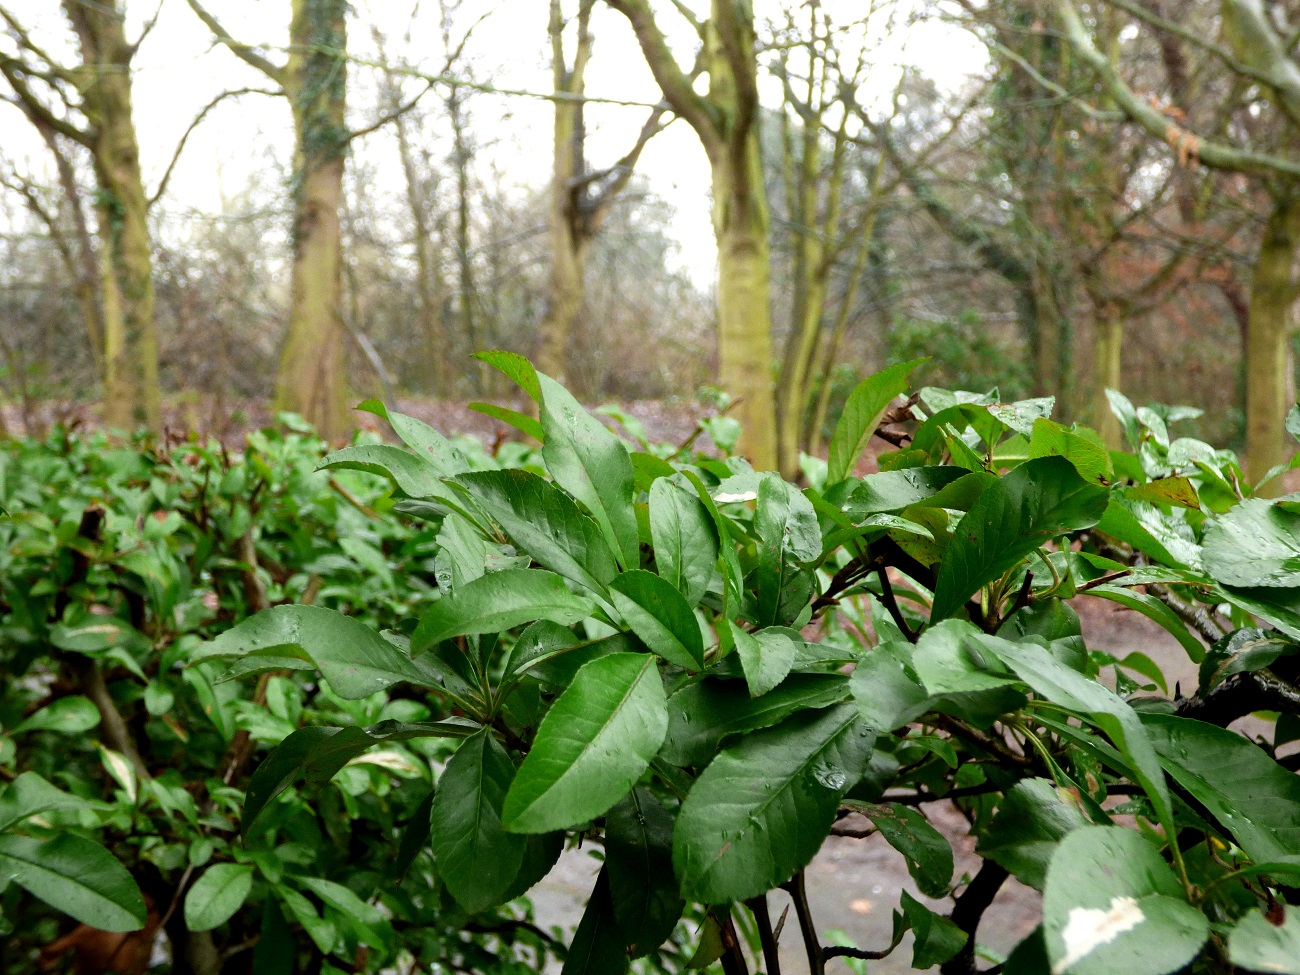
[
  {"xmin": 430, "ymin": 730, "xmax": 526, "ymax": 914},
  {"xmin": 1042, "ymin": 826, "xmax": 1207, "ymax": 975},
  {"xmin": 185, "ymin": 863, "xmax": 254, "ymax": 932},
  {"xmin": 467, "ymin": 402, "xmax": 545, "ymax": 441},
  {"xmin": 561, "ymin": 868, "xmax": 630, "ymax": 975},
  {"xmin": 661, "ymin": 674, "xmax": 851, "ymax": 768},
  {"xmin": 0, "ymin": 833, "xmax": 147, "ymax": 932},
  {"xmin": 539, "ymin": 374, "xmax": 639, "ymax": 570},
  {"xmin": 393, "ymin": 789, "xmax": 434, "ymax": 880},
  {"xmin": 827, "ymin": 359, "xmax": 924, "ymax": 485},
  {"xmin": 861, "ymin": 802, "xmax": 952, "ymax": 897},
  {"xmin": 1029, "ymin": 418, "xmax": 1112, "ymax": 486},
  {"xmin": 457, "ymin": 469, "xmax": 618, "ymax": 594},
  {"xmin": 931, "ymin": 457, "xmax": 1109, "ymax": 621},
  {"xmin": 977, "ymin": 779, "xmax": 1089, "ymax": 890},
  {"xmin": 1097, "ymin": 497, "xmax": 1199, "ymax": 569},
  {"xmin": 1229, "ymin": 908, "xmax": 1300, "ymax": 974},
  {"xmin": 609, "ymin": 569, "xmax": 705, "ymax": 670},
  {"xmin": 1204, "ymin": 498, "xmax": 1300, "ymax": 588},
  {"xmin": 914, "ymin": 619, "xmax": 1019, "ymax": 695},
  {"xmin": 1143, "ymin": 713, "xmax": 1300, "ymax": 865},
  {"xmin": 318, "ymin": 444, "xmax": 446, "ymax": 499},
  {"xmin": 850, "ymin": 645, "xmax": 932, "ymax": 733},
  {"xmin": 682, "ymin": 471, "xmax": 744, "ymax": 609},
  {"xmin": 844, "ymin": 466, "xmax": 972, "ymax": 518},
  {"xmin": 243, "ymin": 720, "xmax": 475, "ymax": 834},
  {"xmin": 355, "ymin": 401, "xmax": 470, "ymax": 476},
  {"xmin": 979, "ymin": 635, "xmax": 1173, "ymax": 829},
  {"xmin": 730, "ymin": 623, "xmax": 797, "ymax": 698},
  {"xmin": 1084, "ymin": 585, "xmax": 1205, "ymax": 664},
  {"xmin": 900, "ymin": 890, "xmax": 967, "ymax": 968},
  {"xmin": 606, "ymin": 787, "xmax": 683, "ymax": 957},
  {"xmin": 0, "ymin": 772, "xmax": 92, "ymax": 832},
  {"xmin": 502, "ymin": 831, "xmax": 565, "ymax": 901},
  {"xmin": 1126, "ymin": 476, "xmax": 1199, "ymax": 509},
  {"xmin": 297, "ymin": 877, "xmax": 392, "ymax": 948},
  {"xmin": 474, "ymin": 350, "xmax": 541, "ymax": 401},
  {"xmin": 12, "ymin": 695, "xmax": 100, "ymax": 734},
  {"xmin": 990, "ymin": 397, "xmax": 1055, "ymax": 436},
  {"xmin": 193, "ymin": 605, "xmax": 424, "ymax": 700},
  {"xmin": 1198, "ymin": 628, "xmax": 1300, "ymax": 692},
  {"xmin": 753, "ymin": 476, "xmax": 820, "ymax": 627},
  {"xmin": 673, "ymin": 703, "xmax": 873, "ymax": 902},
  {"xmin": 649, "ymin": 480, "xmax": 718, "ymax": 606},
  {"xmin": 503, "ymin": 652, "xmax": 667, "ymax": 833},
  {"xmin": 412, "ymin": 569, "xmax": 594, "ymax": 652}
]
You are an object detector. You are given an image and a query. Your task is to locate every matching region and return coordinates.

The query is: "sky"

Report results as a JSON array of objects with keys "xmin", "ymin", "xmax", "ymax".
[{"xmin": 1, "ymin": 0, "xmax": 987, "ymax": 283}]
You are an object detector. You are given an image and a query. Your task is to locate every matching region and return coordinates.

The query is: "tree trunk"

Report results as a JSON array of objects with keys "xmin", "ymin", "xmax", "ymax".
[
  {"xmin": 1245, "ymin": 195, "xmax": 1300, "ymax": 490},
  {"xmin": 713, "ymin": 151, "xmax": 778, "ymax": 470},
  {"xmin": 1092, "ymin": 311, "xmax": 1124, "ymax": 449},
  {"xmin": 68, "ymin": 2, "xmax": 158, "ymax": 430},
  {"xmin": 274, "ymin": 0, "xmax": 349, "ymax": 440},
  {"xmin": 393, "ymin": 95, "xmax": 449, "ymax": 396}
]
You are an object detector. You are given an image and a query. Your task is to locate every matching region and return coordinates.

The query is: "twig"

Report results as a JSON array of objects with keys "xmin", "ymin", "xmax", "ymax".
[
  {"xmin": 1075, "ymin": 569, "xmax": 1132, "ymax": 592},
  {"xmin": 780, "ymin": 870, "xmax": 823, "ymax": 974},
  {"xmin": 939, "ymin": 861, "xmax": 1009, "ymax": 975},
  {"xmin": 328, "ymin": 475, "xmax": 380, "ymax": 519},
  {"xmin": 745, "ymin": 895, "xmax": 782, "ymax": 975},
  {"xmin": 719, "ymin": 908, "xmax": 751, "ymax": 975},
  {"xmin": 877, "ymin": 567, "xmax": 917, "ymax": 643}
]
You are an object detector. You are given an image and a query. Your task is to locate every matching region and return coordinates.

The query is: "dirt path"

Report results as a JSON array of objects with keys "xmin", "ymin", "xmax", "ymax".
[{"xmin": 525, "ymin": 600, "xmax": 1203, "ymax": 974}]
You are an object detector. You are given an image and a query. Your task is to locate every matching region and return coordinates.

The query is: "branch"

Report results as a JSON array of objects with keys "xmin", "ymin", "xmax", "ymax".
[
  {"xmin": 780, "ymin": 870, "xmax": 823, "ymax": 974},
  {"xmin": 940, "ymin": 861, "xmax": 1009, "ymax": 975},
  {"xmin": 0, "ymin": 57, "xmax": 91, "ymax": 146},
  {"xmin": 184, "ymin": 0, "xmax": 285, "ymax": 85},
  {"xmin": 605, "ymin": 0, "xmax": 719, "ymax": 147},
  {"xmin": 713, "ymin": 0, "xmax": 761, "ymax": 141},
  {"xmin": 347, "ymin": 79, "xmax": 435, "ymax": 143},
  {"xmin": 149, "ymin": 87, "xmax": 278, "ymax": 208},
  {"xmin": 745, "ymin": 896, "xmax": 781, "ymax": 975},
  {"xmin": 1052, "ymin": 0, "xmax": 1300, "ymax": 177}
]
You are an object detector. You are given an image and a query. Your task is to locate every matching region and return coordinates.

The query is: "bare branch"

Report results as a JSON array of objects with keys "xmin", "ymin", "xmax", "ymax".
[
  {"xmin": 184, "ymin": 0, "xmax": 286, "ymax": 85},
  {"xmin": 149, "ymin": 86, "xmax": 279, "ymax": 208},
  {"xmin": 605, "ymin": 0, "xmax": 719, "ymax": 147},
  {"xmin": 347, "ymin": 79, "xmax": 435, "ymax": 143}
]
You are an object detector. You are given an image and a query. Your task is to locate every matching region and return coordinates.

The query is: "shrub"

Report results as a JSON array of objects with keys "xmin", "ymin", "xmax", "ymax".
[{"xmin": 13, "ymin": 355, "xmax": 1300, "ymax": 975}]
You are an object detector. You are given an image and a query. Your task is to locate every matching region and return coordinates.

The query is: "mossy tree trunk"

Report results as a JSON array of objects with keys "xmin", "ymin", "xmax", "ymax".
[
  {"xmin": 1246, "ymin": 194, "xmax": 1300, "ymax": 489},
  {"xmin": 273, "ymin": 0, "xmax": 350, "ymax": 439},
  {"xmin": 607, "ymin": 0, "xmax": 777, "ymax": 469}
]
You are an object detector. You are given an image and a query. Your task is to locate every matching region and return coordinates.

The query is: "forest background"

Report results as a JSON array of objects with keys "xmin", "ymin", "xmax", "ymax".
[{"xmin": 0, "ymin": 0, "xmax": 1292, "ymax": 480}]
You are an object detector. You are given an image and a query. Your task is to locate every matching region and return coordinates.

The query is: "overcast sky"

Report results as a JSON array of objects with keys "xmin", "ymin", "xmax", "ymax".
[{"xmin": 2, "ymin": 0, "xmax": 986, "ymax": 282}]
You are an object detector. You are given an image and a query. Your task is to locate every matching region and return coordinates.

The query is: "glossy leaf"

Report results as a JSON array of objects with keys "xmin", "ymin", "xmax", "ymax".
[
  {"xmin": 12, "ymin": 695, "xmax": 100, "ymax": 734},
  {"xmin": 861, "ymin": 802, "xmax": 953, "ymax": 897},
  {"xmin": 1204, "ymin": 498, "xmax": 1300, "ymax": 588},
  {"xmin": 649, "ymin": 479, "xmax": 718, "ymax": 606},
  {"xmin": 827, "ymin": 358, "xmax": 924, "ymax": 485},
  {"xmin": 356, "ymin": 401, "xmax": 471, "ymax": 476},
  {"xmin": 931, "ymin": 457, "xmax": 1108, "ymax": 621},
  {"xmin": 730, "ymin": 623, "xmax": 797, "ymax": 698},
  {"xmin": 193, "ymin": 604, "xmax": 425, "ymax": 700},
  {"xmin": 661, "ymin": 673, "xmax": 851, "ymax": 768},
  {"xmin": 1228, "ymin": 908, "xmax": 1300, "ymax": 974},
  {"xmin": 538, "ymin": 374, "xmax": 639, "ymax": 570},
  {"xmin": 412, "ymin": 568, "xmax": 594, "ymax": 652},
  {"xmin": 503, "ymin": 652, "xmax": 667, "ymax": 833},
  {"xmin": 1144, "ymin": 713, "xmax": 1300, "ymax": 865},
  {"xmin": 844, "ymin": 466, "xmax": 972, "ymax": 518},
  {"xmin": 1028, "ymin": 418, "xmax": 1111, "ymax": 486},
  {"xmin": 900, "ymin": 890, "xmax": 967, "ymax": 968},
  {"xmin": 474, "ymin": 349, "xmax": 541, "ymax": 401},
  {"xmin": 0, "ymin": 833, "xmax": 147, "ymax": 932},
  {"xmin": 606, "ymin": 787, "xmax": 682, "ymax": 957},
  {"xmin": 185, "ymin": 863, "xmax": 254, "ymax": 932},
  {"xmin": 610, "ymin": 570, "xmax": 705, "ymax": 670},
  {"xmin": 561, "ymin": 868, "xmax": 629, "ymax": 975},
  {"xmin": 673, "ymin": 703, "xmax": 873, "ymax": 902},
  {"xmin": 457, "ymin": 469, "xmax": 618, "ymax": 593},
  {"xmin": 978, "ymin": 778, "xmax": 1089, "ymax": 890},
  {"xmin": 1042, "ymin": 826, "xmax": 1206, "ymax": 975},
  {"xmin": 243, "ymin": 720, "xmax": 476, "ymax": 834},
  {"xmin": 430, "ymin": 730, "xmax": 525, "ymax": 914},
  {"xmin": 0, "ymin": 772, "xmax": 92, "ymax": 832}
]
